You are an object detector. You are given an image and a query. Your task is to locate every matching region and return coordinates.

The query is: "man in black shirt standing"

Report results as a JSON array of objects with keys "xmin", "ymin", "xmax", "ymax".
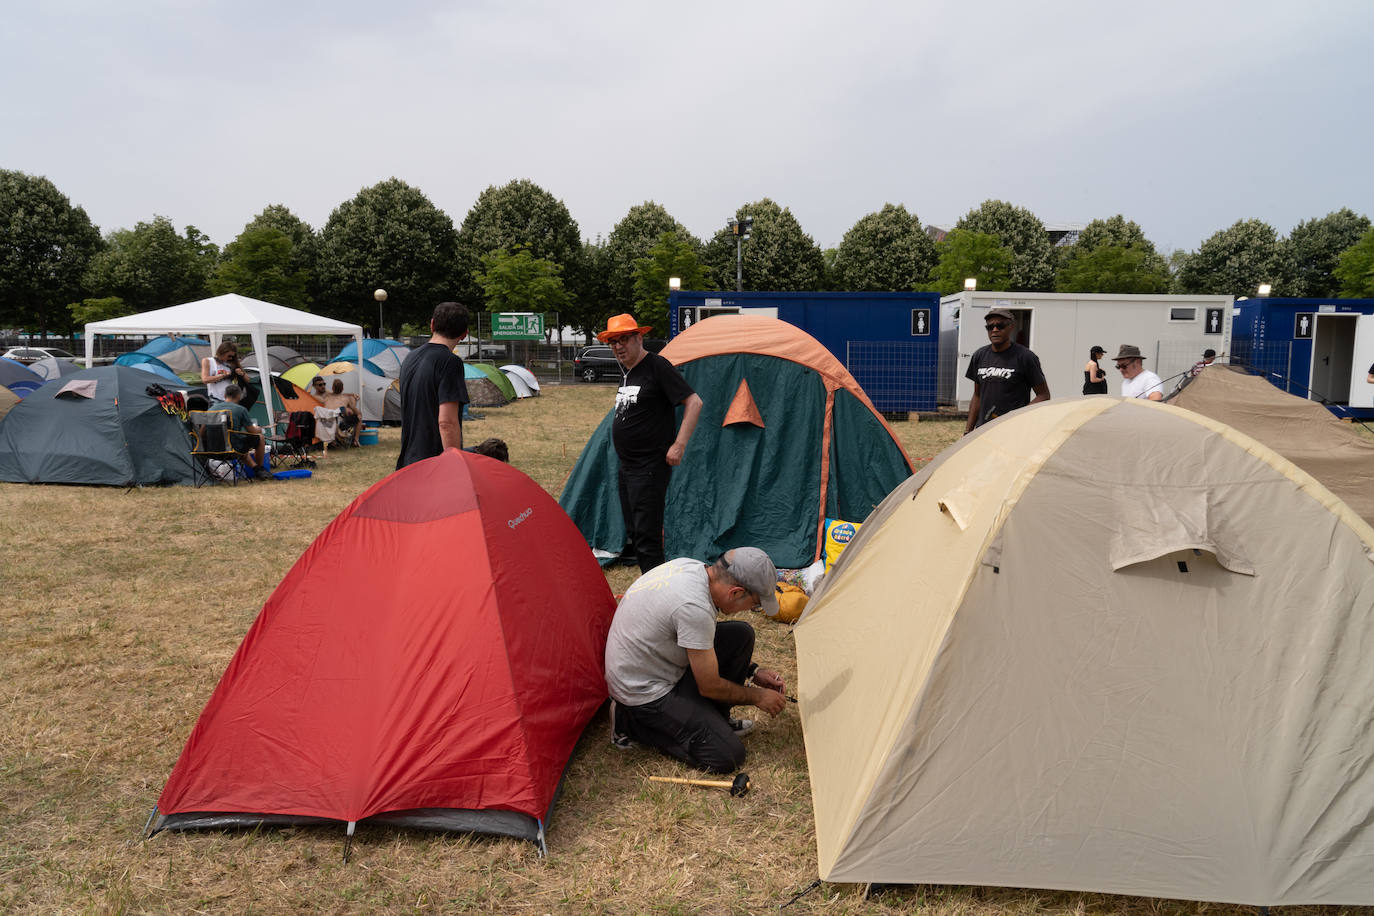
[
  {"xmin": 964, "ymin": 307, "xmax": 1050, "ymax": 433},
  {"xmin": 396, "ymin": 302, "xmax": 471, "ymax": 469},
  {"xmin": 600, "ymin": 313, "xmax": 703, "ymax": 574}
]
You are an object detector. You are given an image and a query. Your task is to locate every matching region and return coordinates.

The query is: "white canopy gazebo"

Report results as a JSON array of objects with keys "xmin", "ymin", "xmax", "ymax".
[{"xmin": 84, "ymin": 294, "xmax": 365, "ymax": 422}]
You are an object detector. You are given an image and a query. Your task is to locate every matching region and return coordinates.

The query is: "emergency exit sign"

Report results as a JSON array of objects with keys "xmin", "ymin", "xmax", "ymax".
[{"xmin": 492, "ymin": 313, "xmax": 544, "ymax": 339}]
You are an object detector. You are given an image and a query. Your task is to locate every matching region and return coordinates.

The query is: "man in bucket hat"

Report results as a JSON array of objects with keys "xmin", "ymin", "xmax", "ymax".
[
  {"xmin": 1114, "ymin": 344, "xmax": 1164, "ymax": 400},
  {"xmin": 605, "ymin": 547, "xmax": 789, "ymax": 773},
  {"xmin": 598, "ymin": 313, "xmax": 703, "ymax": 573}
]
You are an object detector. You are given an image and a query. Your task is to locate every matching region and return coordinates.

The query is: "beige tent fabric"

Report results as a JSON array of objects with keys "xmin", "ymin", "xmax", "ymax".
[
  {"xmin": 796, "ymin": 398, "xmax": 1374, "ymax": 904},
  {"xmin": 0, "ymin": 385, "xmax": 19, "ymax": 420},
  {"xmin": 1169, "ymin": 365, "xmax": 1374, "ymax": 526}
]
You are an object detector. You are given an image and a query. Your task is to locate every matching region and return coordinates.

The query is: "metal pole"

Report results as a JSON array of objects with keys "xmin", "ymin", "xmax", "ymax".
[
  {"xmin": 736, "ymin": 236, "xmax": 743, "ymax": 292},
  {"xmin": 378, "ymin": 301, "xmax": 383, "ymax": 338}
]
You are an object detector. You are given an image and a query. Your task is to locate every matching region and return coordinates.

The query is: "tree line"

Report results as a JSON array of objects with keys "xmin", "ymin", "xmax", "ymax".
[{"xmin": 3, "ymin": 168, "xmax": 1372, "ymax": 342}]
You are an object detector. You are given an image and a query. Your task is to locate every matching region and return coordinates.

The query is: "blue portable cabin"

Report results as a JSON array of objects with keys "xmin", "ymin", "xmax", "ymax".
[
  {"xmin": 666, "ymin": 290, "xmax": 941, "ymax": 412},
  {"xmin": 1231, "ymin": 296, "xmax": 1374, "ymax": 419}
]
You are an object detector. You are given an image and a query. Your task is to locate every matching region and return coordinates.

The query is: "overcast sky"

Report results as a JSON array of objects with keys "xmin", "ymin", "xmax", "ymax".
[{"xmin": 4, "ymin": 1, "xmax": 1370, "ymax": 257}]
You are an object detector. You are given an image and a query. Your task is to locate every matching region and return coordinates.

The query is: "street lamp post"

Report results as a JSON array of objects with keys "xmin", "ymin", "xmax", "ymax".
[
  {"xmin": 964, "ymin": 278, "xmax": 978, "ymax": 291},
  {"xmin": 727, "ymin": 216, "xmax": 753, "ymax": 292},
  {"xmin": 374, "ymin": 288, "xmax": 387, "ymax": 338},
  {"xmin": 1257, "ymin": 283, "xmax": 1272, "ymax": 297}
]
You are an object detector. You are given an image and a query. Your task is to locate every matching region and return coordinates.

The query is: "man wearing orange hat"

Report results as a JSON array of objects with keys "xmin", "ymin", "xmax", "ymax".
[{"xmin": 598, "ymin": 313, "xmax": 703, "ymax": 573}]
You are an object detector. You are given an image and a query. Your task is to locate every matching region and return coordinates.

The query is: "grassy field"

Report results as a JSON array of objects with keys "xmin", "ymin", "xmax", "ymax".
[{"xmin": 0, "ymin": 386, "xmax": 1347, "ymax": 914}]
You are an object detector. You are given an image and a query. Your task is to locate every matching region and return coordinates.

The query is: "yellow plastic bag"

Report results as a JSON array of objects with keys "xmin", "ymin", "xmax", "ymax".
[
  {"xmin": 823, "ymin": 518, "xmax": 862, "ymax": 571},
  {"xmin": 773, "ymin": 582, "xmax": 809, "ymax": 624}
]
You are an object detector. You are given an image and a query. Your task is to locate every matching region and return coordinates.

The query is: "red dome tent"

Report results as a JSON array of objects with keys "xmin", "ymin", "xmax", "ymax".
[{"xmin": 150, "ymin": 450, "xmax": 616, "ymax": 854}]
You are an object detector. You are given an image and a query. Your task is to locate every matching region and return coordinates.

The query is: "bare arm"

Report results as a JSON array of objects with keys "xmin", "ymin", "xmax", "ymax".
[
  {"xmin": 438, "ymin": 401, "xmax": 463, "ymax": 451},
  {"xmin": 1147, "ymin": 390, "xmax": 1164, "ymax": 402},
  {"xmin": 200, "ymin": 357, "xmax": 229, "ymax": 385},
  {"xmin": 685, "ymin": 647, "xmax": 786, "ymax": 715},
  {"xmin": 964, "ymin": 382, "xmax": 981, "ymax": 434},
  {"xmin": 1030, "ymin": 381, "xmax": 1051, "ymax": 405},
  {"xmin": 666, "ymin": 393, "xmax": 704, "ymax": 466}
]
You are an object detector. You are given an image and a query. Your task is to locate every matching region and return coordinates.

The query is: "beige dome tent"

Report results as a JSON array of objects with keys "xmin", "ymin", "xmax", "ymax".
[
  {"xmin": 1169, "ymin": 364, "xmax": 1374, "ymax": 526},
  {"xmin": 795, "ymin": 397, "xmax": 1374, "ymax": 905}
]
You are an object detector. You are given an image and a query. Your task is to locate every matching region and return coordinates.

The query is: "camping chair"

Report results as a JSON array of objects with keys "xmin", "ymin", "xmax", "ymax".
[
  {"xmin": 189, "ymin": 410, "xmax": 249, "ymax": 486},
  {"xmin": 267, "ymin": 411, "xmax": 316, "ymax": 470}
]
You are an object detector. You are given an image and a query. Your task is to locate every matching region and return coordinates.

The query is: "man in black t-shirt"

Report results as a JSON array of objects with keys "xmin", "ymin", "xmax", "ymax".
[
  {"xmin": 600, "ymin": 313, "xmax": 703, "ymax": 573},
  {"xmin": 396, "ymin": 302, "xmax": 471, "ymax": 469},
  {"xmin": 964, "ymin": 307, "xmax": 1050, "ymax": 433}
]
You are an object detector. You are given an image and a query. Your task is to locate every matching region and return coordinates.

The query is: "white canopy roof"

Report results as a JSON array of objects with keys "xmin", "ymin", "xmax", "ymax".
[{"xmin": 84, "ymin": 295, "xmax": 365, "ymax": 420}]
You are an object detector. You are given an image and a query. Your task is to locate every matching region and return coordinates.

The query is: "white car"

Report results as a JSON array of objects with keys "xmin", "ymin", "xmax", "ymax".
[{"xmin": 3, "ymin": 346, "xmax": 79, "ymax": 364}]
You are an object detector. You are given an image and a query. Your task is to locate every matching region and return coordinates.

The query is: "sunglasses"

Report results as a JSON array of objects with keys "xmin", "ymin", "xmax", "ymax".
[{"xmin": 985, "ymin": 321, "xmax": 1010, "ymax": 331}]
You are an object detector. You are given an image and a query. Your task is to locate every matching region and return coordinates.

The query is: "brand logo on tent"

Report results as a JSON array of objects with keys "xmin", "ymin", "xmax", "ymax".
[{"xmin": 508, "ymin": 508, "xmax": 534, "ymax": 529}]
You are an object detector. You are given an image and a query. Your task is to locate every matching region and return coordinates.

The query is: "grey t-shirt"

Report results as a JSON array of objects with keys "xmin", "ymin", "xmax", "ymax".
[{"xmin": 605, "ymin": 558, "xmax": 718, "ymax": 705}]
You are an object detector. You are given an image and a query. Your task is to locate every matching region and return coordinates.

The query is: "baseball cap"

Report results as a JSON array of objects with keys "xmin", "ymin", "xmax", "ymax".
[{"xmin": 726, "ymin": 547, "xmax": 780, "ymax": 617}]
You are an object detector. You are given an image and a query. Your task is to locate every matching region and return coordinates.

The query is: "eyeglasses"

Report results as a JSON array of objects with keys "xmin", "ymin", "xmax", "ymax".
[
  {"xmin": 985, "ymin": 322, "xmax": 1010, "ymax": 331},
  {"xmin": 608, "ymin": 336, "xmax": 633, "ymax": 346}
]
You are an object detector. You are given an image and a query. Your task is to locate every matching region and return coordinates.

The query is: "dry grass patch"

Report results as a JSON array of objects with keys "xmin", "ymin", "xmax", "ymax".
[{"xmin": 0, "ymin": 387, "xmax": 1339, "ymax": 913}]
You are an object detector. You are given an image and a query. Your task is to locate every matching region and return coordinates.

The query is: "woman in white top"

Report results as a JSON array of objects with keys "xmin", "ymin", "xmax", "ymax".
[{"xmin": 201, "ymin": 341, "xmax": 243, "ymax": 401}]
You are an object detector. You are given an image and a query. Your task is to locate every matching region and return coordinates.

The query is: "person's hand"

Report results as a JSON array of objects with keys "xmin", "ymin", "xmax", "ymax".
[
  {"xmin": 753, "ymin": 668, "xmax": 785, "ymax": 695},
  {"xmin": 665, "ymin": 442, "xmax": 685, "ymax": 466},
  {"xmin": 753, "ymin": 685, "xmax": 786, "ymax": 715}
]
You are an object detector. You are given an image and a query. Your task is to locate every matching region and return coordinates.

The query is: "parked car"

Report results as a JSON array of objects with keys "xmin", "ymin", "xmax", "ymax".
[
  {"xmin": 573, "ymin": 345, "xmax": 619, "ymax": 382},
  {"xmin": 3, "ymin": 346, "xmax": 78, "ymax": 364}
]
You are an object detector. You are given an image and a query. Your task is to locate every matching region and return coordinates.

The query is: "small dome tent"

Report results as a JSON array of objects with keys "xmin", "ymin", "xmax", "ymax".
[
  {"xmin": 151, "ymin": 450, "xmax": 617, "ymax": 853},
  {"xmin": 559, "ymin": 315, "xmax": 914, "ymax": 569},
  {"xmin": 463, "ymin": 361, "xmax": 510, "ymax": 407},
  {"xmin": 795, "ymin": 397, "xmax": 1374, "ymax": 905},
  {"xmin": 0, "ymin": 366, "xmax": 196, "ymax": 486},
  {"xmin": 240, "ymin": 344, "xmax": 308, "ymax": 375},
  {"xmin": 123, "ymin": 335, "xmax": 210, "ymax": 373},
  {"xmin": 329, "ymin": 339, "xmax": 410, "ymax": 378}
]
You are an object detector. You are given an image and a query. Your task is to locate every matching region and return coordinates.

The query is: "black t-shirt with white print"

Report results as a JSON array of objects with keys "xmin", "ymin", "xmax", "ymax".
[
  {"xmin": 611, "ymin": 352, "xmax": 695, "ymax": 467},
  {"xmin": 965, "ymin": 342, "xmax": 1046, "ymax": 428}
]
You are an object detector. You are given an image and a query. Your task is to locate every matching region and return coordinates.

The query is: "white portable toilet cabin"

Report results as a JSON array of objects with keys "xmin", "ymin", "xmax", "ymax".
[{"xmin": 939, "ymin": 291, "xmax": 1234, "ymax": 409}]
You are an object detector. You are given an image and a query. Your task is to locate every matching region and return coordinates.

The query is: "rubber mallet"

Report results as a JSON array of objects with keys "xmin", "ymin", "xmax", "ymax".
[{"xmin": 648, "ymin": 772, "xmax": 751, "ymax": 797}]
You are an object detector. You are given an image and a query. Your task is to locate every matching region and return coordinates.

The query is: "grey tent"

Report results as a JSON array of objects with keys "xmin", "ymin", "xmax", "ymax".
[{"xmin": 0, "ymin": 366, "xmax": 196, "ymax": 486}]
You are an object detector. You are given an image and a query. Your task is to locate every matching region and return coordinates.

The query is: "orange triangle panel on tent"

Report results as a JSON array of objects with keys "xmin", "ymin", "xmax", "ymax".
[{"xmin": 722, "ymin": 378, "xmax": 764, "ymax": 428}]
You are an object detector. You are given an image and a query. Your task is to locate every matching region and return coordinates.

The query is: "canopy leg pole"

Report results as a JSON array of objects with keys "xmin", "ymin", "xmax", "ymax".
[{"xmin": 343, "ymin": 820, "xmax": 356, "ymax": 864}]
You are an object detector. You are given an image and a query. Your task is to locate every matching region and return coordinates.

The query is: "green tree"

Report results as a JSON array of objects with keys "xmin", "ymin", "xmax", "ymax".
[
  {"xmin": 1335, "ymin": 228, "xmax": 1374, "ymax": 298},
  {"xmin": 955, "ymin": 200, "xmax": 1054, "ymax": 291},
  {"xmin": 1283, "ymin": 208, "xmax": 1372, "ymax": 298},
  {"xmin": 924, "ymin": 230, "xmax": 1014, "ymax": 294},
  {"xmin": 455, "ymin": 179, "xmax": 584, "ymax": 309},
  {"xmin": 832, "ymin": 203, "xmax": 937, "ymax": 291},
  {"xmin": 603, "ymin": 202, "xmax": 698, "ymax": 314},
  {"xmin": 474, "ymin": 246, "xmax": 572, "ymax": 315},
  {"xmin": 630, "ymin": 231, "xmax": 705, "ymax": 332},
  {"xmin": 1056, "ymin": 245, "xmax": 1171, "ymax": 293},
  {"xmin": 702, "ymin": 199, "xmax": 826, "ymax": 292},
  {"xmin": 242, "ymin": 204, "xmax": 319, "ymax": 298},
  {"xmin": 1056, "ymin": 215, "xmax": 1170, "ymax": 293},
  {"xmin": 209, "ymin": 227, "xmax": 311, "ymax": 309},
  {"xmin": 0, "ymin": 169, "xmax": 103, "ymax": 334},
  {"xmin": 67, "ymin": 296, "xmax": 127, "ymax": 325},
  {"xmin": 1175, "ymin": 218, "xmax": 1289, "ymax": 297},
  {"xmin": 83, "ymin": 216, "xmax": 218, "ymax": 311},
  {"xmin": 316, "ymin": 178, "xmax": 460, "ymax": 332}
]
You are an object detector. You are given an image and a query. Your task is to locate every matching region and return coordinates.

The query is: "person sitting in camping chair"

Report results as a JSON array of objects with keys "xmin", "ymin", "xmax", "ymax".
[
  {"xmin": 209, "ymin": 384, "xmax": 271, "ymax": 480},
  {"xmin": 321, "ymin": 378, "xmax": 362, "ymax": 446}
]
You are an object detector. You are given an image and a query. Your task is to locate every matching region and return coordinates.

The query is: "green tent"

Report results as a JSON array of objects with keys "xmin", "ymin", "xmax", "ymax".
[
  {"xmin": 470, "ymin": 361, "xmax": 516, "ymax": 401},
  {"xmin": 559, "ymin": 316, "xmax": 914, "ymax": 569},
  {"xmin": 0, "ymin": 366, "xmax": 197, "ymax": 486}
]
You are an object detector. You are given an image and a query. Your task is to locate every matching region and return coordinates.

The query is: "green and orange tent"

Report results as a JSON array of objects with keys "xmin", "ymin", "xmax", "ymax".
[{"xmin": 559, "ymin": 315, "xmax": 914, "ymax": 569}]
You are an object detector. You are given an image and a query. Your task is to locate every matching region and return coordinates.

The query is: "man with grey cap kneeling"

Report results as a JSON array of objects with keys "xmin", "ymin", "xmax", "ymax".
[{"xmin": 605, "ymin": 547, "xmax": 788, "ymax": 773}]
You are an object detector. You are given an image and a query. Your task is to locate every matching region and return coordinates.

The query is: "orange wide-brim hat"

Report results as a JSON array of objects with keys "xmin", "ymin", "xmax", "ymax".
[{"xmin": 597, "ymin": 313, "xmax": 653, "ymax": 342}]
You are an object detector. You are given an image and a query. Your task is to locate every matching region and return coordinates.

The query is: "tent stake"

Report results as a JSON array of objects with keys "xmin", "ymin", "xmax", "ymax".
[{"xmin": 343, "ymin": 820, "xmax": 356, "ymax": 864}]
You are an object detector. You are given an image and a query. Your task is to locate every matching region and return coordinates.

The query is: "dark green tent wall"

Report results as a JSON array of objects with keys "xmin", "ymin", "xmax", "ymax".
[
  {"xmin": 0, "ymin": 366, "xmax": 197, "ymax": 487},
  {"xmin": 559, "ymin": 316, "xmax": 914, "ymax": 569}
]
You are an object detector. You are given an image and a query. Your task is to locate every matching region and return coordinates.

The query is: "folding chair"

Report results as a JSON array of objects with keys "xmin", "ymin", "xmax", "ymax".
[
  {"xmin": 266, "ymin": 411, "xmax": 317, "ymax": 470},
  {"xmin": 189, "ymin": 410, "xmax": 248, "ymax": 486}
]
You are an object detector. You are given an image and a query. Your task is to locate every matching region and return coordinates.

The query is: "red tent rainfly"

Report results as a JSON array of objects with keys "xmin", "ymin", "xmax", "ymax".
[{"xmin": 151, "ymin": 449, "xmax": 616, "ymax": 854}]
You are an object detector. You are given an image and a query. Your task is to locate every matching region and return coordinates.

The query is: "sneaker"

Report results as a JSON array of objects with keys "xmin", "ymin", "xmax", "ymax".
[
  {"xmin": 729, "ymin": 718, "xmax": 755, "ymax": 738},
  {"xmin": 609, "ymin": 700, "xmax": 638, "ymax": 750},
  {"xmin": 254, "ymin": 466, "xmax": 273, "ymax": 480}
]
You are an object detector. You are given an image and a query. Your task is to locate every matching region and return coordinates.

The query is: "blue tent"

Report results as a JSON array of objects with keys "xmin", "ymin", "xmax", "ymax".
[
  {"xmin": 328, "ymin": 339, "xmax": 409, "ymax": 377},
  {"xmin": 125, "ymin": 335, "xmax": 211, "ymax": 373},
  {"xmin": 0, "ymin": 357, "xmax": 43, "ymax": 397}
]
